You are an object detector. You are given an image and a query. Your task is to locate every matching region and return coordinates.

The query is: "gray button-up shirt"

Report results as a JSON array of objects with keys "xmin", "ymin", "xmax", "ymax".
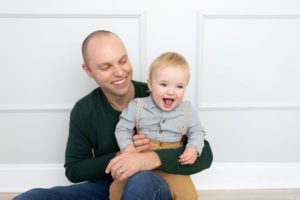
[{"xmin": 115, "ymin": 95, "xmax": 205, "ymax": 154}]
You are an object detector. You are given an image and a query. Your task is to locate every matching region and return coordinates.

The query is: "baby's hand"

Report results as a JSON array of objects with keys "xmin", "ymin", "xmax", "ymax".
[
  {"xmin": 179, "ymin": 147, "xmax": 198, "ymax": 165},
  {"xmin": 123, "ymin": 144, "xmax": 140, "ymax": 153}
]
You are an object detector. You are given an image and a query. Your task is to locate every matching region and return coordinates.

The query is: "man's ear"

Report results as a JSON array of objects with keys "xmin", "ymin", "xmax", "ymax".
[
  {"xmin": 147, "ymin": 79, "xmax": 152, "ymax": 92},
  {"xmin": 82, "ymin": 64, "xmax": 93, "ymax": 78}
]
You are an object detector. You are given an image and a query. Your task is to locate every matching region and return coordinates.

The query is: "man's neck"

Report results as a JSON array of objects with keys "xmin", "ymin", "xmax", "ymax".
[{"xmin": 105, "ymin": 82, "xmax": 135, "ymax": 112}]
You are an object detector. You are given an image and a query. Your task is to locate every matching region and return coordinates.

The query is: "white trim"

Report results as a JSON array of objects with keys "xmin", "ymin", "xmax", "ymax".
[
  {"xmin": 0, "ymin": 164, "xmax": 71, "ymax": 192},
  {"xmin": 2, "ymin": 104, "xmax": 300, "ymax": 113},
  {"xmin": 198, "ymin": 105, "xmax": 300, "ymax": 111},
  {"xmin": 0, "ymin": 104, "xmax": 72, "ymax": 113},
  {"xmin": 201, "ymin": 14, "xmax": 300, "ymax": 19},
  {"xmin": 1, "ymin": 163, "xmax": 300, "ymax": 192},
  {"xmin": 192, "ymin": 162, "xmax": 300, "ymax": 190},
  {"xmin": 0, "ymin": 13, "xmax": 143, "ymax": 18}
]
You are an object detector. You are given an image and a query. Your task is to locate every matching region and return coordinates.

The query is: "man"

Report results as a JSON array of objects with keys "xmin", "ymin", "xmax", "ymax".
[{"xmin": 14, "ymin": 30, "xmax": 212, "ymax": 200}]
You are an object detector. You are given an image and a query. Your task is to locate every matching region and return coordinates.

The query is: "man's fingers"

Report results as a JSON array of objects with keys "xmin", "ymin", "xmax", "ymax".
[{"xmin": 105, "ymin": 154, "xmax": 122, "ymax": 174}]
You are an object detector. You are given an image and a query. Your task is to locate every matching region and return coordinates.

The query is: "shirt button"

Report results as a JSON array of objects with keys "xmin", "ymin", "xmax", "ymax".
[
  {"xmin": 158, "ymin": 130, "xmax": 162, "ymax": 134},
  {"xmin": 161, "ymin": 118, "xmax": 165, "ymax": 123}
]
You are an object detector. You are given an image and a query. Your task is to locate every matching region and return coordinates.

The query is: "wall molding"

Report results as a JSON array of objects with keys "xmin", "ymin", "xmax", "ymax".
[
  {"xmin": 195, "ymin": 13, "xmax": 300, "ymax": 111},
  {"xmin": 198, "ymin": 105, "xmax": 300, "ymax": 111},
  {"xmin": 1, "ymin": 162, "xmax": 300, "ymax": 192},
  {"xmin": 200, "ymin": 14, "xmax": 300, "ymax": 19},
  {"xmin": 0, "ymin": 104, "xmax": 72, "ymax": 113},
  {"xmin": 0, "ymin": 164, "xmax": 70, "ymax": 192},
  {"xmin": 0, "ymin": 13, "xmax": 143, "ymax": 19}
]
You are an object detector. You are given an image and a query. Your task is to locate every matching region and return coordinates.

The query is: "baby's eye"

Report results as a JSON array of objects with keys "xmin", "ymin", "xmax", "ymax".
[
  {"xmin": 160, "ymin": 83, "xmax": 167, "ymax": 87},
  {"xmin": 177, "ymin": 85, "xmax": 184, "ymax": 89}
]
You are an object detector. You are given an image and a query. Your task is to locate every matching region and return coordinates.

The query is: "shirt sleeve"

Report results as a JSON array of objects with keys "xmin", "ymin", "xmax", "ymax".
[
  {"xmin": 185, "ymin": 102, "xmax": 205, "ymax": 155},
  {"xmin": 115, "ymin": 100, "xmax": 137, "ymax": 150},
  {"xmin": 64, "ymin": 104, "xmax": 115, "ymax": 183}
]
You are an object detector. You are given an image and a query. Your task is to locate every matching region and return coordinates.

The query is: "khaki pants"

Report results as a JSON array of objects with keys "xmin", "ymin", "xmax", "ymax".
[{"xmin": 110, "ymin": 140, "xmax": 198, "ymax": 200}]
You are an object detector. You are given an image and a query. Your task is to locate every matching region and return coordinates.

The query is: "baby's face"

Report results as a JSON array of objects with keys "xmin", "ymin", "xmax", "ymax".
[{"xmin": 148, "ymin": 66, "xmax": 189, "ymax": 111}]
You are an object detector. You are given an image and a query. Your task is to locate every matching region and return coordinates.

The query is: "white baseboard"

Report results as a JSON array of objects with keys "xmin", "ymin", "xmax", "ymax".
[
  {"xmin": 192, "ymin": 162, "xmax": 300, "ymax": 190},
  {"xmin": 0, "ymin": 164, "xmax": 71, "ymax": 192},
  {"xmin": 1, "ymin": 163, "xmax": 300, "ymax": 192}
]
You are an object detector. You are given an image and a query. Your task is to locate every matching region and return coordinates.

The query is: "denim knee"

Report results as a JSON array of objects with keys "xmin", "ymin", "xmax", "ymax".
[
  {"xmin": 122, "ymin": 171, "xmax": 171, "ymax": 200},
  {"xmin": 13, "ymin": 188, "xmax": 52, "ymax": 200}
]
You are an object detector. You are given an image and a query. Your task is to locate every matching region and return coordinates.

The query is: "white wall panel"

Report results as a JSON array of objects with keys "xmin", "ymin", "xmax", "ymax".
[
  {"xmin": 200, "ymin": 109, "xmax": 300, "ymax": 162},
  {"xmin": 0, "ymin": 14, "xmax": 143, "ymax": 108},
  {"xmin": 0, "ymin": 111, "xmax": 69, "ymax": 163},
  {"xmin": 196, "ymin": 14, "xmax": 300, "ymax": 163},
  {"xmin": 197, "ymin": 14, "xmax": 300, "ymax": 108}
]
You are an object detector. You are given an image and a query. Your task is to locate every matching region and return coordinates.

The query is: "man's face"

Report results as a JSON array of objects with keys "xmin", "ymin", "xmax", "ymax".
[{"xmin": 83, "ymin": 35, "xmax": 133, "ymax": 98}]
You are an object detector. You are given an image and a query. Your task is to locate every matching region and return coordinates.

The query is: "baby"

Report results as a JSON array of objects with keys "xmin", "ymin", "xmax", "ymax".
[{"xmin": 111, "ymin": 52, "xmax": 205, "ymax": 200}]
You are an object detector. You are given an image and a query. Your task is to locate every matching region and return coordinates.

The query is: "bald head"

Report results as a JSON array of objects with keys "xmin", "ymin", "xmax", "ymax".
[{"xmin": 81, "ymin": 30, "xmax": 122, "ymax": 67}]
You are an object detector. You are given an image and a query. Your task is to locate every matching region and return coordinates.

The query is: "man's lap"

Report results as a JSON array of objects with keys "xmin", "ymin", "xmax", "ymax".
[
  {"xmin": 13, "ymin": 171, "xmax": 171, "ymax": 200},
  {"xmin": 13, "ymin": 177, "xmax": 113, "ymax": 200}
]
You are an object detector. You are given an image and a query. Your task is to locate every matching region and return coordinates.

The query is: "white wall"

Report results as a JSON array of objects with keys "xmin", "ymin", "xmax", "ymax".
[{"xmin": 1, "ymin": 0, "xmax": 300, "ymax": 192}]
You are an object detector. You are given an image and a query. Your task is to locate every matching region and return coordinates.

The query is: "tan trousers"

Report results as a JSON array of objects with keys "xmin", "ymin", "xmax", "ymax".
[{"xmin": 109, "ymin": 140, "xmax": 198, "ymax": 200}]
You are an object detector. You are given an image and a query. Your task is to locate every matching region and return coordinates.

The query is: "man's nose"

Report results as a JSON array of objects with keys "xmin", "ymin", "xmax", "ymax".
[{"xmin": 113, "ymin": 65, "xmax": 124, "ymax": 76}]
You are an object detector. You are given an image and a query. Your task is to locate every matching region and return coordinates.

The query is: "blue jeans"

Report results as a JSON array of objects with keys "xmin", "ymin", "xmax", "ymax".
[{"xmin": 13, "ymin": 171, "xmax": 171, "ymax": 200}]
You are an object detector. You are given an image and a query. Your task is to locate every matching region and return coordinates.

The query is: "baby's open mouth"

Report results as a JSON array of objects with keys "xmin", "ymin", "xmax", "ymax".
[{"xmin": 163, "ymin": 98, "xmax": 174, "ymax": 106}]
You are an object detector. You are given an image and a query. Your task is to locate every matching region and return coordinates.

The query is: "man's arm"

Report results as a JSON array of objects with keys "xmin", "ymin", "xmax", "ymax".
[
  {"xmin": 64, "ymin": 106, "xmax": 115, "ymax": 183},
  {"xmin": 132, "ymin": 134, "xmax": 213, "ymax": 175},
  {"xmin": 155, "ymin": 140, "xmax": 213, "ymax": 175},
  {"xmin": 105, "ymin": 139, "xmax": 212, "ymax": 181}
]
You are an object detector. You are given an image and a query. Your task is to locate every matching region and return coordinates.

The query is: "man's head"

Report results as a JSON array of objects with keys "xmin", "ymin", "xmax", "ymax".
[{"xmin": 81, "ymin": 30, "xmax": 133, "ymax": 98}]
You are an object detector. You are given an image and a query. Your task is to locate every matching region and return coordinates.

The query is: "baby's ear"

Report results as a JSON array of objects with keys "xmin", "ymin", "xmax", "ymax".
[{"xmin": 147, "ymin": 79, "xmax": 152, "ymax": 92}]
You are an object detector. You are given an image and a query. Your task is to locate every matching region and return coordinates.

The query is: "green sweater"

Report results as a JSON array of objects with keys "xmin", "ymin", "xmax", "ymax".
[{"xmin": 64, "ymin": 81, "xmax": 212, "ymax": 183}]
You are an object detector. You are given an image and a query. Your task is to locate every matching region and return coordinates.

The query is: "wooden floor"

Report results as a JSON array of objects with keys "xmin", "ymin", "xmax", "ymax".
[
  {"xmin": 2, "ymin": 189, "xmax": 300, "ymax": 200},
  {"xmin": 198, "ymin": 189, "xmax": 300, "ymax": 200}
]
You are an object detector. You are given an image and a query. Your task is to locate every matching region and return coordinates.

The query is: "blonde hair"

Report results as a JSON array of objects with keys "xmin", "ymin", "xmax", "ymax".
[{"xmin": 148, "ymin": 52, "xmax": 190, "ymax": 83}]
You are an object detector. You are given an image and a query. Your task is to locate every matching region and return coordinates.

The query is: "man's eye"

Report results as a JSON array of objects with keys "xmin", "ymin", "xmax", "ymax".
[
  {"xmin": 119, "ymin": 59, "xmax": 127, "ymax": 65},
  {"xmin": 100, "ymin": 65, "xmax": 110, "ymax": 70}
]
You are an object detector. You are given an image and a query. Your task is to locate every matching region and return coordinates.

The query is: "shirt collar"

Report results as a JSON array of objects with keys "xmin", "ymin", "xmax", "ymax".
[{"xmin": 145, "ymin": 95, "xmax": 158, "ymax": 109}]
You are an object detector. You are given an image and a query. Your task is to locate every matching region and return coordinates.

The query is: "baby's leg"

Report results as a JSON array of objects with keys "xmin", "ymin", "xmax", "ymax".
[
  {"xmin": 109, "ymin": 180, "xmax": 126, "ymax": 200},
  {"xmin": 154, "ymin": 170, "xmax": 198, "ymax": 200}
]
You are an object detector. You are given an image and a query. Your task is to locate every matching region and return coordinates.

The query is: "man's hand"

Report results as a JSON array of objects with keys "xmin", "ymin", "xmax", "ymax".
[
  {"xmin": 105, "ymin": 151, "xmax": 161, "ymax": 181},
  {"xmin": 179, "ymin": 147, "xmax": 198, "ymax": 165},
  {"xmin": 132, "ymin": 134, "xmax": 150, "ymax": 152}
]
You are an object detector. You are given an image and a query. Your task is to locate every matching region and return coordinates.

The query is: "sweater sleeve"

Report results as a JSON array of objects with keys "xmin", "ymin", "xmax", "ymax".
[
  {"xmin": 155, "ymin": 140, "xmax": 213, "ymax": 175},
  {"xmin": 64, "ymin": 105, "xmax": 115, "ymax": 183}
]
